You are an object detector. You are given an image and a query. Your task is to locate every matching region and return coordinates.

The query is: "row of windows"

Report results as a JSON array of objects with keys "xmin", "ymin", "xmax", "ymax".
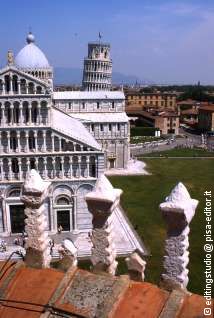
[
  {"xmin": 67, "ymin": 101, "xmax": 115, "ymax": 110},
  {"xmin": 128, "ymin": 95, "xmax": 176, "ymax": 100},
  {"xmin": 91, "ymin": 123, "xmax": 122, "ymax": 132},
  {"xmin": 131, "ymin": 100, "xmax": 175, "ymax": 106}
]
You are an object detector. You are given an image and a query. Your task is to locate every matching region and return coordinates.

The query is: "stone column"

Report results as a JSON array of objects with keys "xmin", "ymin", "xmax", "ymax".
[
  {"xmin": 0, "ymin": 159, "xmax": 3, "ymax": 181},
  {"xmin": 78, "ymin": 156, "xmax": 81, "ymax": 178},
  {"xmin": 38, "ymin": 104, "xmax": 41, "ymax": 124},
  {"xmin": 42, "ymin": 130, "xmax": 46, "ymax": 152},
  {"xmin": 47, "ymin": 105, "xmax": 51, "ymax": 125},
  {"xmin": 43, "ymin": 157, "xmax": 48, "ymax": 178},
  {"xmin": 51, "ymin": 133, "xmax": 55, "ymax": 152},
  {"xmin": 17, "ymin": 80, "xmax": 21, "ymax": 95},
  {"xmin": 18, "ymin": 158, "xmax": 22, "ymax": 180},
  {"xmin": 2, "ymin": 82, "xmax": 5, "ymax": 95},
  {"xmin": 85, "ymin": 175, "xmax": 122, "ymax": 275},
  {"xmin": 28, "ymin": 104, "xmax": 32, "ymax": 125},
  {"xmin": 69, "ymin": 156, "xmax": 73, "ymax": 178},
  {"xmin": 20, "ymin": 104, "xmax": 23, "ymax": 125},
  {"xmin": 10, "ymin": 105, "xmax": 14, "ymax": 124},
  {"xmin": 8, "ymin": 158, "xmax": 12, "ymax": 180},
  {"xmin": 60, "ymin": 156, "xmax": 64, "ymax": 178},
  {"xmin": 35, "ymin": 157, "xmax": 38, "ymax": 170},
  {"xmin": 17, "ymin": 131, "xmax": 21, "ymax": 152},
  {"xmin": 26, "ymin": 158, "xmax": 30, "ymax": 173},
  {"xmin": 2, "ymin": 105, "xmax": 5, "ymax": 126},
  {"xmin": 21, "ymin": 169, "xmax": 51, "ymax": 268},
  {"xmin": 9, "ymin": 76, "xmax": 13, "ymax": 94},
  {"xmin": 86, "ymin": 156, "xmax": 90, "ymax": 178},
  {"xmin": 8, "ymin": 131, "xmax": 11, "ymax": 153},
  {"xmin": 159, "ymin": 182, "xmax": 198, "ymax": 291},
  {"xmin": 25, "ymin": 130, "xmax": 29, "ymax": 152},
  {"xmin": 52, "ymin": 157, "xmax": 56, "ymax": 178},
  {"xmin": 34, "ymin": 130, "xmax": 38, "ymax": 152}
]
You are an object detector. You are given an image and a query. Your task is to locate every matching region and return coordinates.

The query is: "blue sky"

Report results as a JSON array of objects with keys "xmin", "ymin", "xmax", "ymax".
[{"xmin": 1, "ymin": 0, "xmax": 214, "ymax": 84}]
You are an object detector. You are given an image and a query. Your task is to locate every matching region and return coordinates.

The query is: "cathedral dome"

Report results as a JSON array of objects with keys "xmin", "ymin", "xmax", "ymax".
[{"xmin": 15, "ymin": 32, "xmax": 50, "ymax": 69}]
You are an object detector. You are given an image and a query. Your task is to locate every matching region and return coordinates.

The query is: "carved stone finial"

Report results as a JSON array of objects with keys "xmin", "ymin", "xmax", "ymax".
[
  {"xmin": 7, "ymin": 50, "xmax": 14, "ymax": 66},
  {"xmin": 21, "ymin": 170, "xmax": 51, "ymax": 269},
  {"xmin": 85, "ymin": 175, "xmax": 122, "ymax": 275},
  {"xmin": 58, "ymin": 239, "xmax": 78, "ymax": 272},
  {"xmin": 159, "ymin": 182, "xmax": 198, "ymax": 291},
  {"xmin": 125, "ymin": 252, "xmax": 146, "ymax": 281}
]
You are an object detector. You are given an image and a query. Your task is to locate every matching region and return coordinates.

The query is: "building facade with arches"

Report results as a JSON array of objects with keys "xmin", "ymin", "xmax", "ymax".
[
  {"xmin": 0, "ymin": 33, "xmax": 105, "ymax": 237},
  {"xmin": 0, "ymin": 32, "xmax": 132, "ymax": 247}
]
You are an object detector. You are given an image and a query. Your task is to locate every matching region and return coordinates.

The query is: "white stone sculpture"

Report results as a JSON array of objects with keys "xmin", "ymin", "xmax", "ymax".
[
  {"xmin": 21, "ymin": 169, "xmax": 51, "ymax": 268},
  {"xmin": 58, "ymin": 238, "xmax": 78, "ymax": 268},
  {"xmin": 85, "ymin": 175, "xmax": 122, "ymax": 275},
  {"xmin": 159, "ymin": 182, "xmax": 198, "ymax": 291},
  {"xmin": 125, "ymin": 252, "xmax": 146, "ymax": 281}
]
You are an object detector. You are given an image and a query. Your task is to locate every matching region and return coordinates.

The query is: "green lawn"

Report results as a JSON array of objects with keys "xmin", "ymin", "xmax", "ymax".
[
  {"xmin": 109, "ymin": 158, "xmax": 214, "ymax": 296},
  {"xmin": 141, "ymin": 147, "xmax": 214, "ymax": 157}
]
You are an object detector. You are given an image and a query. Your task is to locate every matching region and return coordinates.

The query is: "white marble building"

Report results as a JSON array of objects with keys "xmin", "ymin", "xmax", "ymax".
[
  {"xmin": 53, "ymin": 91, "xmax": 130, "ymax": 170},
  {"xmin": 0, "ymin": 33, "xmax": 105, "ymax": 237},
  {"xmin": 54, "ymin": 42, "xmax": 129, "ymax": 170},
  {"xmin": 0, "ymin": 33, "xmax": 139, "ymax": 257}
]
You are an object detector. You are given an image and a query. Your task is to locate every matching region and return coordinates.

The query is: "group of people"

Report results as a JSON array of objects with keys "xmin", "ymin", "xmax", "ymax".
[{"xmin": 0, "ymin": 240, "xmax": 7, "ymax": 252}]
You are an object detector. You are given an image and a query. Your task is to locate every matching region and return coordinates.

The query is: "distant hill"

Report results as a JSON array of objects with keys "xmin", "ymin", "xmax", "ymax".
[{"xmin": 54, "ymin": 67, "xmax": 152, "ymax": 85}]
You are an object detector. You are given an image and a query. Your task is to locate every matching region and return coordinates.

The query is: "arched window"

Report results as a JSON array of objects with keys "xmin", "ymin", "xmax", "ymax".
[
  {"xmin": 8, "ymin": 188, "xmax": 20, "ymax": 197},
  {"xmin": 30, "ymin": 158, "xmax": 35, "ymax": 169},
  {"xmin": 28, "ymin": 82, "xmax": 34, "ymax": 94},
  {"xmin": 4, "ymin": 75, "xmax": 10, "ymax": 93},
  {"xmin": 57, "ymin": 197, "xmax": 70, "ymax": 205},
  {"xmin": 11, "ymin": 159, "xmax": 19, "ymax": 173},
  {"xmin": 36, "ymin": 86, "xmax": 42, "ymax": 94},
  {"xmin": 12, "ymin": 75, "xmax": 18, "ymax": 93},
  {"xmin": 90, "ymin": 157, "xmax": 96, "ymax": 177}
]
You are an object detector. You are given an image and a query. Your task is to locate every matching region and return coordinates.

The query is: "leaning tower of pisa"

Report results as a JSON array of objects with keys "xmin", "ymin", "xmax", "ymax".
[{"xmin": 82, "ymin": 42, "xmax": 112, "ymax": 91}]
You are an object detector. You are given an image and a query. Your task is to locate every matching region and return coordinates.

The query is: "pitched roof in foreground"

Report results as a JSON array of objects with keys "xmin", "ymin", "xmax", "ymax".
[
  {"xmin": 51, "ymin": 107, "xmax": 101, "ymax": 150},
  {"xmin": 0, "ymin": 262, "xmax": 211, "ymax": 318}
]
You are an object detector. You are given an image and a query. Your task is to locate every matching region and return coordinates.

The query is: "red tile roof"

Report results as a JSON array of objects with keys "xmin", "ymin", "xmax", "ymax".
[
  {"xmin": 0, "ymin": 263, "xmax": 212, "ymax": 318},
  {"xmin": 199, "ymin": 105, "xmax": 214, "ymax": 112}
]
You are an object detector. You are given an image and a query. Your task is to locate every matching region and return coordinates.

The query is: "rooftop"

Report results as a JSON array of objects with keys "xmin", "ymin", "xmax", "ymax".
[
  {"xmin": 51, "ymin": 107, "xmax": 101, "ymax": 150},
  {"xmin": 53, "ymin": 91, "xmax": 125, "ymax": 100},
  {"xmin": 199, "ymin": 104, "xmax": 214, "ymax": 112},
  {"xmin": 15, "ymin": 32, "xmax": 50, "ymax": 69},
  {"xmin": 0, "ymin": 262, "xmax": 209, "ymax": 318}
]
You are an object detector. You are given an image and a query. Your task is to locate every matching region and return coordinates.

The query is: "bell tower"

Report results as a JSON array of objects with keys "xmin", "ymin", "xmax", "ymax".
[{"xmin": 82, "ymin": 41, "xmax": 112, "ymax": 91}]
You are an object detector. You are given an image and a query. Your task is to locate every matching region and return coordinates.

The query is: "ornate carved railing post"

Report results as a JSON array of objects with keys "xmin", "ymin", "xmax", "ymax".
[
  {"xmin": 159, "ymin": 182, "xmax": 198, "ymax": 291},
  {"xmin": 85, "ymin": 175, "xmax": 122, "ymax": 275},
  {"xmin": 21, "ymin": 169, "xmax": 52, "ymax": 268}
]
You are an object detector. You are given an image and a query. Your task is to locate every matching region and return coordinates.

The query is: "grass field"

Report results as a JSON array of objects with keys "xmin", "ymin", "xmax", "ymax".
[
  {"xmin": 109, "ymin": 157, "xmax": 214, "ymax": 296},
  {"xmin": 141, "ymin": 148, "xmax": 214, "ymax": 157}
]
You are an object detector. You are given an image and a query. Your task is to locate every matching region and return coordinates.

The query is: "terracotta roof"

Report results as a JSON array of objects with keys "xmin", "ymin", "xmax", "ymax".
[
  {"xmin": 177, "ymin": 99, "xmax": 197, "ymax": 105},
  {"xmin": 199, "ymin": 105, "xmax": 214, "ymax": 112},
  {"xmin": 0, "ymin": 262, "xmax": 211, "ymax": 318},
  {"xmin": 181, "ymin": 109, "xmax": 198, "ymax": 115}
]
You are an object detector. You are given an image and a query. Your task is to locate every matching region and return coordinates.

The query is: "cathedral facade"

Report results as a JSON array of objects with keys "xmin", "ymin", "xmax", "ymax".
[{"xmin": 0, "ymin": 33, "xmax": 130, "ymax": 238}]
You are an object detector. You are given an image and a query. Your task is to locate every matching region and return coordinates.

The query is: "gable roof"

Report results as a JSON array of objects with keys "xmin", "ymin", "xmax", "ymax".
[
  {"xmin": 0, "ymin": 66, "xmax": 50, "ymax": 88},
  {"xmin": 51, "ymin": 107, "xmax": 101, "ymax": 150}
]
